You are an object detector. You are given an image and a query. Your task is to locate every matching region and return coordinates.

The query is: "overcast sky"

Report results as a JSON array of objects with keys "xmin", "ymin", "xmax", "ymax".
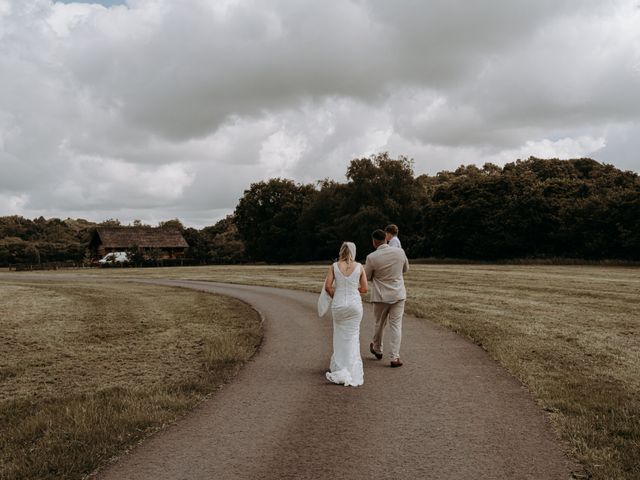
[{"xmin": 1, "ymin": 0, "xmax": 639, "ymax": 227}]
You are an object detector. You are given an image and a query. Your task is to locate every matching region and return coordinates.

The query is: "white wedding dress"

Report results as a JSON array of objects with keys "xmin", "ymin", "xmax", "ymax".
[{"xmin": 326, "ymin": 262, "xmax": 364, "ymax": 387}]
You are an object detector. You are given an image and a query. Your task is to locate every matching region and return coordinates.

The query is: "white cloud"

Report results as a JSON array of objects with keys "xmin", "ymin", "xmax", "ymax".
[
  {"xmin": 0, "ymin": 0, "xmax": 11, "ymax": 17},
  {"xmin": 259, "ymin": 129, "xmax": 307, "ymax": 178},
  {"xmin": 47, "ymin": 2, "xmax": 105, "ymax": 36},
  {"xmin": 0, "ymin": 193, "xmax": 28, "ymax": 213},
  {"xmin": 46, "ymin": 155, "xmax": 195, "ymax": 209},
  {"xmin": 494, "ymin": 136, "xmax": 607, "ymax": 164},
  {"xmin": 0, "ymin": 0, "xmax": 638, "ymax": 227}
]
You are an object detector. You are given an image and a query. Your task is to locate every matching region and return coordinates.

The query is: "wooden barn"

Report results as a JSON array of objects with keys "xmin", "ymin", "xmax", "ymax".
[{"xmin": 89, "ymin": 227, "xmax": 189, "ymax": 260}]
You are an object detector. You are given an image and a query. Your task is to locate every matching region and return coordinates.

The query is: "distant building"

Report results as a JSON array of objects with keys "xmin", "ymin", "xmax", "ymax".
[{"xmin": 89, "ymin": 227, "xmax": 189, "ymax": 260}]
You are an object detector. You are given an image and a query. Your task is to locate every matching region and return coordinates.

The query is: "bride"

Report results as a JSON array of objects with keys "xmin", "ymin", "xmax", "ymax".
[{"xmin": 323, "ymin": 241, "xmax": 368, "ymax": 387}]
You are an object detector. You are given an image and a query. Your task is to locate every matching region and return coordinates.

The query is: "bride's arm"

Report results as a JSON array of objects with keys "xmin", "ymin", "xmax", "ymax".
[
  {"xmin": 358, "ymin": 264, "xmax": 368, "ymax": 294},
  {"xmin": 324, "ymin": 265, "xmax": 335, "ymax": 298}
]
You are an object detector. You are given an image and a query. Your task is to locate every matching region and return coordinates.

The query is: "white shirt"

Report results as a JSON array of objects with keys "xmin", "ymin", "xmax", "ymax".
[{"xmin": 388, "ymin": 236, "xmax": 401, "ymax": 248}]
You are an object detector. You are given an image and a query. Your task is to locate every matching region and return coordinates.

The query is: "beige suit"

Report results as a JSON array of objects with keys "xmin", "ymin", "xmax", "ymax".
[{"xmin": 364, "ymin": 244, "xmax": 409, "ymax": 361}]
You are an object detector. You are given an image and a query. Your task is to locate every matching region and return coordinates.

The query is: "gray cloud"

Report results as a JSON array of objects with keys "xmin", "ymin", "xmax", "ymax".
[{"xmin": 0, "ymin": 0, "xmax": 638, "ymax": 227}]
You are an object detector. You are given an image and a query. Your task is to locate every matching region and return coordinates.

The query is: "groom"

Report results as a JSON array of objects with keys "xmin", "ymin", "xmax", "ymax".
[{"xmin": 365, "ymin": 229, "xmax": 409, "ymax": 367}]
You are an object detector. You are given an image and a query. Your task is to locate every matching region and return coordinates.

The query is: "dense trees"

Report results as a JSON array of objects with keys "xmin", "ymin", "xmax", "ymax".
[
  {"xmin": 419, "ymin": 158, "xmax": 640, "ymax": 259},
  {"xmin": 182, "ymin": 215, "xmax": 246, "ymax": 264},
  {"xmin": 1, "ymin": 154, "xmax": 638, "ymax": 265},
  {"xmin": 0, "ymin": 216, "xmax": 94, "ymax": 266},
  {"xmin": 234, "ymin": 178, "xmax": 316, "ymax": 262},
  {"xmin": 233, "ymin": 155, "xmax": 640, "ymax": 261},
  {"xmin": 233, "ymin": 154, "xmax": 426, "ymax": 261}
]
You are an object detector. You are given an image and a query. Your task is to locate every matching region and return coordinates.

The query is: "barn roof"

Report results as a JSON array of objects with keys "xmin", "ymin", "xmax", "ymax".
[{"xmin": 92, "ymin": 227, "xmax": 189, "ymax": 249}]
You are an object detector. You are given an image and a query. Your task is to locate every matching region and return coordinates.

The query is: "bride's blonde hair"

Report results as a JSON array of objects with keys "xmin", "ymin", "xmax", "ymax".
[{"xmin": 339, "ymin": 242, "xmax": 354, "ymax": 264}]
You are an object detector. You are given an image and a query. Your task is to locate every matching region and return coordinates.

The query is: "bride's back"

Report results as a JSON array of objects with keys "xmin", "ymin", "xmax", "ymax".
[{"xmin": 332, "ymin": 261, "xmax": 362, "ymax": 309}]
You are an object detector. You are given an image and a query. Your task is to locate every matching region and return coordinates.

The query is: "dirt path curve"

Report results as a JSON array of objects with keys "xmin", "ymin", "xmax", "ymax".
[{"xmin": 86, "ymin": 279, "xmax": 575, "ymax": 480}]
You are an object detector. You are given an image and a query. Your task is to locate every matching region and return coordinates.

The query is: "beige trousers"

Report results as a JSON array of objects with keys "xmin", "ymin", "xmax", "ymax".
[{"xmin": 371, "ymin": 300, "xmax": 405, "ymax": 361}]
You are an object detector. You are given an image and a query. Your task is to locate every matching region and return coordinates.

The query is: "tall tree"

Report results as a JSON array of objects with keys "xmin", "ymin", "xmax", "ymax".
[{"xmin": 234, "ymin": 178, "xmax": 316, "ymax": 262}]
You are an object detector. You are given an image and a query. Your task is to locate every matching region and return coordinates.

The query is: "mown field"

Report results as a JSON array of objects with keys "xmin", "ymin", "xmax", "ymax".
[
  {"xmin": 34, "ymin": 263, "xmax": 640, "ymax": 480},
  {"xmin": 0, "ymin": 279, "xmax": 262, "ymax": 480}
]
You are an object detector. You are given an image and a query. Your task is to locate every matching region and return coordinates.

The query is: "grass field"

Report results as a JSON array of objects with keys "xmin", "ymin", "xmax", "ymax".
[
  {"xmin": 0, "ymin": 279, "xmax": 262, "ymax": 480},
  {"xmin": 33, "ymin": 263, "xmax": 640, "ymax": 480}
]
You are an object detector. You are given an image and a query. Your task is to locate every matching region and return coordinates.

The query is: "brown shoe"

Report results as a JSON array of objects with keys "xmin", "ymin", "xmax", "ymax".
[
  {"xmin": 369, "ymin": 343, "xmax": 382, "ymax": 360},
  {"xmin": 390, "ymin": 359, "xmax": 403, "ymax": 368}
]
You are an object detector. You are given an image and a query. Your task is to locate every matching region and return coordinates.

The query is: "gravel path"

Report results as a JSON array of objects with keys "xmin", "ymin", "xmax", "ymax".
[{"xmin": 87, "ymin": 279, "xmax": 577, "ymax": 480}]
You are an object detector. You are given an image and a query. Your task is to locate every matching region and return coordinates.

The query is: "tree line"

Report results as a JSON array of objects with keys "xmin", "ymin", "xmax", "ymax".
[
  {"xmin": 233, "ymin": 154, "xmax": 640, "ymax": 262},
  {"xmin": 0, "ymin": 217, "xmax": 93, "ymax": 266},
  {"xmin": 1, "ymin": 154, "xmax": 638, "ymax": 265},
  {"xmin": 0, "ymin": 216, "xmax": 243, "ymax": 267}
]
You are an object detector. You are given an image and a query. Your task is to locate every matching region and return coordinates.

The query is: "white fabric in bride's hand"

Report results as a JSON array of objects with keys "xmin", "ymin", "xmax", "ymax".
[{"xmin": 317, "ymin": 285, "xmax": 332, "ymax": 317}]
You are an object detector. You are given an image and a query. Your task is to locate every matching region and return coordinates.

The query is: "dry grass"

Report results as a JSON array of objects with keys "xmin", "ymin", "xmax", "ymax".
[
  {"xmin": 404, "ymin": 265, "xmax": 640, "ymax": 480},
  {"xmin": 0, "ymin": 279, "xmax": 262, "ymax": 480},
  {"xmin": 39, "ymin": 264, "xmax": 640, "ymax": 480}
]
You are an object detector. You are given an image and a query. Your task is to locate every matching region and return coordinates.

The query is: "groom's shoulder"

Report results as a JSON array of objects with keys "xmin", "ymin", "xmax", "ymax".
[{"xmin": 365, "ymin": 249, "xmax": 381, "ymax": 262}]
